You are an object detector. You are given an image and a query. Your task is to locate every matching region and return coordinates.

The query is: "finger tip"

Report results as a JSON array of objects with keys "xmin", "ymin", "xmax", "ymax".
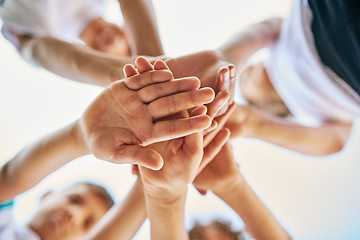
[
  {"xmin": 151, "ymin": 158, "xmax": 164, "ymax": 171},
  {"xmin": 154, "ymin": 60, "xmax": 169, "ymax": 70},
  {"xmin": 222, "ymin": 128, "xmax": 231, "ymax": 138}
]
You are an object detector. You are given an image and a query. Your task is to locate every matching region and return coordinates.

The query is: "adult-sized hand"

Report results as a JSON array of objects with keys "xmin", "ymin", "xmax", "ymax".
[{"xmin": 80, "ymin": 57, "xmax": 215, "ymax": 170}]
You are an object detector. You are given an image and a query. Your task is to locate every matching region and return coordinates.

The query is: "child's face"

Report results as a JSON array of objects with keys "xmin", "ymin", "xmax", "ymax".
[
  {"xmin": 238, "ymin": 62, "xmax": 290, "ymax": 116},
  {"xmin": 81, "ymin": 19, "xmax": 131, "ymax": 57},
  {"xmin": 28, "ymin": 185, "xmax": 109, "ymax": 240}
]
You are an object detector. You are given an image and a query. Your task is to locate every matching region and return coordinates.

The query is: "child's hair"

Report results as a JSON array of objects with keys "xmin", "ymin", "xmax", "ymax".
[
  {"xmin": 189, "ymin": 219, "xmax": 244, "ymax": 240},
  {"xmin": 70, "ymin": 181, "xmax": 115, "ymax": 210}
]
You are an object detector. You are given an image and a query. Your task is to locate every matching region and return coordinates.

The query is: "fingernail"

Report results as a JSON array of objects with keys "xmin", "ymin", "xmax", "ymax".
[{"xmin": 230, "ymin": 67, "xmax": 236, "ymax": 78}]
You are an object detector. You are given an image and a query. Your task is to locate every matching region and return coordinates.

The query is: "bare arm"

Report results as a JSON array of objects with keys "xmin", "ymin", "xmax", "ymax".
[
  {"xmin": 0, "ymin": 58, "xmax": 214, "ymax": 202},
  {"xmin": 215, "ymin": 176, "xmax": 291, "ymax": 240},
  {"xmin": 216, "ymin": 17, "xmax": 282, "ymax": 69},
  {"xmin": 226, "ymin": 104, "xmax": 352, "ymax": 156},
  {"xmin": 87, "ymin": 178, "xmax": 147, "ymax": 240},
  {"xmin": 119, "ymin": 0, "xmax": 164, "ymax": 56},
  {"xmin": 194, "ymin": 142, "xmax": 291, "ymax": 240},
  {"xmin": 19, "ymin": 35, "xmax": 136, "ymax": 87},
  {"xmin": 0, "ymin": 121, "xmax": 87, "ymax": 202}
]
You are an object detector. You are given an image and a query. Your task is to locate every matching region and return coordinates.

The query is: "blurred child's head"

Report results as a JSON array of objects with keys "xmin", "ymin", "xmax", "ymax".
[
  {"xmin": 80, "ymin": 17, "xmax": 131, "ymax": 57},
  {"xmin": 189, "ymin": 219, "xmax": 244, "ymax": 240},
  {"xmin": 28, "ymin": 182, "xmax": 114, "ymax": 240}
]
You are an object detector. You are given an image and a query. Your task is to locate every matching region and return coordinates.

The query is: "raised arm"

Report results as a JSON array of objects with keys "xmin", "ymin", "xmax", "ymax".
[
  {"xmin": 18, "ymin": 35, "xmax": 135, "ymax": 87},
  {"xmin": 140, "ymin": 113, "xmax": 231, "ymax": 240},
  {"xmin": 225, "ymin": 104, "xmax": 352, "ymax": 156},
  {"xmin": 83, "ymin": 59, "xmax": 234, "ymax": 240},
  {"xmin": 0, "ymin": 57, "xmax": 214, "ymax": 202},
  {"xmin": 0, "ymin": 121, "xmax": 87, "ymax": 202},
  {"xmin": 193, "ymin": 142, "xmax": 291, "ymax": 240},
  {"xmin": 118, "ymin": 0, "xmax": 164, "ymax": 56},
  {"xmin": 216, "ymin": 17, "xmax": 282, "ymax": 69}
]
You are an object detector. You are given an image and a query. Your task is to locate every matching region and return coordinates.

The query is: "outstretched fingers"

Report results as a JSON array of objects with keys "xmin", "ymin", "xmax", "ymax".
[
  {"xmin": 135, "ymin": 56, "xmax": 154, "ymax": 73},
  {"xmin": 146, "ymin": 115, "xmax": 212, "ymax": 145},
  {"xmin": 206, "ymin": 91, "xmax": 230, "ymax": 119},
  {"xmin": 153, "ymin": 59, "xmax": 170, "ymax": 70},
  {"xmin": 124, "ymin": 57, "xmax": 174, "ymax": 90},
  {"xmin": 124, "ymin": 69, "xmax": 173, "ymax": 90},
  {"xmin": 198, "ymin": 128, "xmax": 230, "ymax": 174},
  {"xmin": 204, "ymin": 102, "xmax": 236, "ymax": 147},
  {"xmin": 137, "ymin": 77, "xmax": 200, "ymax": 103},
  {"xmin": 148, "ymin": 87, "xmax": 215, "ymax": 119},
  {"xmin": 123, "ymin": 64, "xmax": 139, "ymax": 78}
]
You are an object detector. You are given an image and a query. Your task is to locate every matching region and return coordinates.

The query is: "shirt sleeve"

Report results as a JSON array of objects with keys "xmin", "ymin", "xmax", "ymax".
[{"xmin": 0, "ymin": 199, "xmax": 15, "ymax": 231}]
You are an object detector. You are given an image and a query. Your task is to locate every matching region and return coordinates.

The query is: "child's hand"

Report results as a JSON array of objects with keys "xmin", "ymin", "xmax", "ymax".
[
  {"xmin": 165, "ymin": 51, "xmax": 236, "ymax": 116},
  {"xmin": 193, "ymin": 141, "xmax": 243, "ymax": 195},
  {"xmin": 80, "ymin": 57, "xmax": 214, "ymax": 170},
  {"xmin": 139, "ymin": 94, "xmax": 234, "ymax": 199},
  {"xmin": 139, "ymin": 107, "xmax": 230, "ymax": 199}
]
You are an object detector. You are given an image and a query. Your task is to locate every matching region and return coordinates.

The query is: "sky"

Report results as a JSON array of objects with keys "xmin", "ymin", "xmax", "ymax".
[{"xmin": 1, "ymin": 0, "xmax": 360, "ymax": 239}]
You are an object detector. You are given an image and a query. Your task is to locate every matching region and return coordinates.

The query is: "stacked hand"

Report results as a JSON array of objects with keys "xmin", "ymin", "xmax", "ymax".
[
  {"xmin": 193, "ymin": 141, "xmax": 243, "ymax": 196},
  {"xmin": 166, "ymin": 51, "xmax": 236, "ymax": 116},
  {"xmin": 80, "ymin": 57, "xmax": 215, "ymax": 170}
]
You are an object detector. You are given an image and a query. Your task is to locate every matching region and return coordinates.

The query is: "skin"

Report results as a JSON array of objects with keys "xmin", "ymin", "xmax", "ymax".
[
  {"xmin": 225, "ymin": 104, "xmax": 352, "ymax": 156},
  {"xmin": 123, "ymin": 56, "xmax": 234, "ymax": 240},
  {"xmin": 238, "ymin": 62, "xmax": 290, "ymax": 117},
  {"xmin": 81, "ymin": 57, "xmax": 214, "ymax": 169},
  {"xmin": 86, "ymin": 178, "xmax": 146, "ymax": 240},
  {"xmin": 6, "ymin": 0, "xmax": 164, "ymax": 87},
  {"xmin": 83, "ymin": 59, "xmax": 236, "ymax": 240},
  {"xmin": 79, "ymin": 17, "xmax": 131, "ymax": 56},
  {"xmin": 28, "ymin": 185, "xmax": 109, "ymax": 240},
  {"xmin": 193, "ymin": 142, "xmax": 292, "ymax": 240},
  {"xmin": 209, "ymin": 16, "xmax": 353, "ymax": 156},
  {"xmin": 165, "ymin": 51, "xmax": 236, "ymax": 117},
  {"xmin": 0, "ymin": 57, "xmax": 213, "ymax": 202}
]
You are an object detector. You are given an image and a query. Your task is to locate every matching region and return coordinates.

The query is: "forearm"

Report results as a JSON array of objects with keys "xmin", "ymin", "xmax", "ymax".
[
  {"xmin": 214, "ymin": 178, "xmax": 291, "ymax": 240},
  {"xmin": 226, "ymin": 105, "xmax": 352, "ymax": 156},
  {"xmin": 252, "ymin": 118, "xmax": 352, "ymax": 156},
  {"xmin": 119, "ymin": 0, "xmax": 164, "ymax": 56},
  {"xmin": 0, "ymin": 120, "xmax": 88, "ymax": 201},
  {"xmin": 145, "ymin": 187, "xmax": 188, "ymax": 240},
  {"xmin": 217, "ymin": 17, "xmax": 282, "ymax": 68},
  {"xmin": 87, "ymin": 178, "xmax": 146, "ymax": 240},
  {"xmin": 21, "ymin": 36, "xmax": 135, "ymax": 86}
]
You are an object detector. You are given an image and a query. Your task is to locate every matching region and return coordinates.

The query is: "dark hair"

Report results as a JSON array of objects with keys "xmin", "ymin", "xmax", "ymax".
[
  {"xmin": 70, "ymin": 182, "xmax": 115, "ymax": 210},
  {"xmin": 189, "ymin": 219, "xmax": 244, "ymax": 240}
]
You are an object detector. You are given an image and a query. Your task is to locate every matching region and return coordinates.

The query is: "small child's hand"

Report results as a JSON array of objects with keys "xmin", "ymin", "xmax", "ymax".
[
  {"xmin": 193, "ymin": 141, "xmax": 242, "ymax": 195},
  {"xmin": 139, "ymin": 106, "xmax": 230, "ymax": 199},
  {"xmin": 165, "ymin": 51, "xmax": 236, "ymax": 117}
]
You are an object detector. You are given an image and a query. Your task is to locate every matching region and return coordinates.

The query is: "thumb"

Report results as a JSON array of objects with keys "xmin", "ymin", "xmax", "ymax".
[
  {"xmin": 194, "ymin": 185, "xmax": 208, "ymax": 196},
  {"xmin": 112, "ymin": 145, "xmax": 164, "ymax": 170}
]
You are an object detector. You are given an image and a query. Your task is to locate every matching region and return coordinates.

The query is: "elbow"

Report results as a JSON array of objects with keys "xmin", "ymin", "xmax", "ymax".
[
  {"xmin": 0, "ymin": 163, "xmax": 28, "ymax": 202},
  {"xmin": 309, "ymin": 138, "xmax": 346, "ymax": 157},
  {"xmin": 0, "ymin": 164, "xmax": 16, "ymax": 202}
]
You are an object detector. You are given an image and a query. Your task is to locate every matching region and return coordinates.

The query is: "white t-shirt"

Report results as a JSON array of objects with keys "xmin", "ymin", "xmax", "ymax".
[
  {"xmin": 0, "ymin": 201, "xmax": 40, "ymax": 240},
  {"xmin": 0, "ymin": 0, "xmax": 108, "ymax": 43},
  {"xmin": 265, "ymin": 0, "xmax": 360, "ymax": 126}
]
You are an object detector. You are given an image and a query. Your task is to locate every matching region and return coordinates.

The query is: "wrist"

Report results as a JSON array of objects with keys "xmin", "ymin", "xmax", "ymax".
[
  {"xmin": 71, "ymin": 119, "xmax": 90, "ymax": 156},
  {"xmin": 212, "ymin": 173, "xmax": 245, "ymax": 197},
  {"xmin": 144, "ymin": 185, "xmax": 188, "ymax": 205},
  {"xmin": 145, "ymin": 186, "xmax": 188, "ymax": 240}
]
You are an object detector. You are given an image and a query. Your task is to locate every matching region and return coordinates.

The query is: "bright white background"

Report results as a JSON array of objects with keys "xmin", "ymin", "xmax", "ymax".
[{"xmin": 1, "ymin": 0, "xmax": 360, "ymax": 239}]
